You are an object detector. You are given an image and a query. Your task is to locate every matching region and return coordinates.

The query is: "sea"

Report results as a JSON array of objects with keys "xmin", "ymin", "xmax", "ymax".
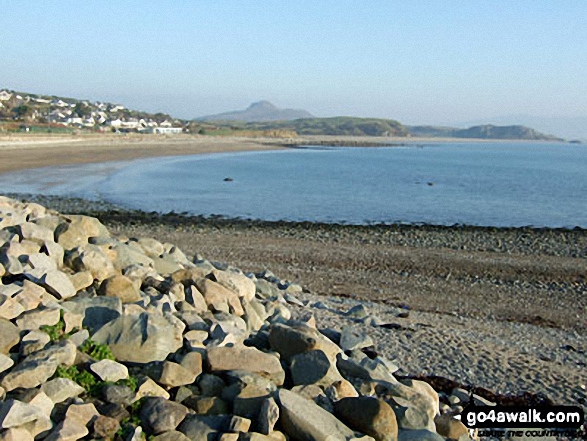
[{"xmin": 1, "ymin": 142, "xmax": 586, "ymax": 228}]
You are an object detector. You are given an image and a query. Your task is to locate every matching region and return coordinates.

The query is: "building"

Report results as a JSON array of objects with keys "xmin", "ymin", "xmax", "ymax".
[
  {"xmin": 0, "ymin": 90, "xmax": 12, "ymax": 101},
  {"xmin": 148, "ymin": 127, "xmax": 183, "ymax": 134}
]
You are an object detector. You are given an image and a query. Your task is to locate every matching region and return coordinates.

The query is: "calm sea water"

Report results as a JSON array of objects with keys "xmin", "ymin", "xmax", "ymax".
[{"xmin": 1, "ymin": 142, "xmax": 586, "ymax": 228}]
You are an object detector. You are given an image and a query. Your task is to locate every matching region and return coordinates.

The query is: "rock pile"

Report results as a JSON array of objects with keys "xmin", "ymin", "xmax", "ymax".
[{"xmin": 0, "ymin": 196, "xmax": 475, "ymax": 440}]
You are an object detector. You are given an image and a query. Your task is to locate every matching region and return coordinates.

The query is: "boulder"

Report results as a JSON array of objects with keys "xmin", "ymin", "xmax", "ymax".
[
  {"xmin": 40, "ymin": 378, "xmax": 85, "ymax": 404},
  {"xmin": 290, "ymin": 350, "xmax": 343, "ymax": 388},
  {"xmin": 0, "ymin": 318, "xmax": 21, "ymax": 354},
  {"xmin": 211, "ymin": 269, "xmax": 256, "ymax": 302},
  {"xmin": 277, "ymin": 389, "xmax": 364, "ymax": 441},
  {"xmin": 195, "ymin": 278, "xmax": 244, "ymax": 316},
  {"xmin": 97, "ymin": 274, "xmax": 141, "ymax": 303},
  {"xmin": 140, "ymin": 397, "xmax": 188, "ymax": 435},
  {"xmin": 2, "ymin": 340, "xmax": 76, "ymax": 391},
  {"xmin": 92, "ymin": 312, "xmax": 184, "ymax": 363},
  {"xmin": 207, "ymin": 346, "xmax": 284, "ymax": 385},
  {"xmin": 54, "ymin": 215, "xmax": 110, "ymax": 250},
  {"xmin": 334, "ymin": 397, "xmax": 398, "ymax": 441},
  {"xmin": 269, "ymin": 323, "xmax": 342, "ymax": 362},
  {"xmin": 90, "ymin": 359, "xmax": 129, "ymax": 382}
]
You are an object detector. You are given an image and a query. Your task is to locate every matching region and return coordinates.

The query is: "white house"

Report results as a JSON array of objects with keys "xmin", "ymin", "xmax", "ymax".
[
  {"xmin": 0, "ymin": 90, "xmax": 12, "ymax": 101},
  {"xmin": 149, "ymin": 127, "xmax": 183, "ymax": 134},
  {"xmin": 51, "ymin": 99, "xmax": 69, "ymax": 108}
]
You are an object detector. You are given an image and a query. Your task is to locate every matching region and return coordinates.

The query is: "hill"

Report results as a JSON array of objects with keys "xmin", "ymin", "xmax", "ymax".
[
  {"xmin": 198, "ymin": 101, "xmax": 314, "ymax": 122},
  {"xmin": 245, "ymin": 117, "xmax": 409, "ymax": 137},
  {"xmin": 408, "ymin": 124, "xmax": 562, "ymax": 141}
]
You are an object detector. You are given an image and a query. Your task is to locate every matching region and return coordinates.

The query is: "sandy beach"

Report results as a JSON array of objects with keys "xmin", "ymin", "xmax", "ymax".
[{"xmin": 1, "ymin": 134, "xmax": 586, "ymax": 409}]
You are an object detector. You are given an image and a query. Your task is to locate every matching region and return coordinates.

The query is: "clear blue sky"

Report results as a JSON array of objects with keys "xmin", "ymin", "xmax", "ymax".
[{"xmin": 2, "ymin": 1, "xmax": 586, "ymax": 127}]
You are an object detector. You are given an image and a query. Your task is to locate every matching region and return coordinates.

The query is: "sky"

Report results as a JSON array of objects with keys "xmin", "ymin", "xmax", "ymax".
[{"xmin": 2, "ymin": 1, "xmax": 587, "ymax": 135}]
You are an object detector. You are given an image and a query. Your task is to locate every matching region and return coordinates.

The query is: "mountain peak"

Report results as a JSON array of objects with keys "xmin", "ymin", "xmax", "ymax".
[{"xmin": 198, "ymin": 101, "xmax": 314, "ymax": 122}]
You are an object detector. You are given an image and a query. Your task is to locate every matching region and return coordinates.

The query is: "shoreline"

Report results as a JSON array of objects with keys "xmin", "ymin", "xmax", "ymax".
[{"xmin": 0, "ymin": 132, "xmax": 569, "ymax": 174}]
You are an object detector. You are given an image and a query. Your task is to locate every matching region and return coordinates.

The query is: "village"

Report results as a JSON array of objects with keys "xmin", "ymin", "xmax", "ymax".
[{"xmin": 0, "ymin": 89, "xmax": 185, "ymax": 134}]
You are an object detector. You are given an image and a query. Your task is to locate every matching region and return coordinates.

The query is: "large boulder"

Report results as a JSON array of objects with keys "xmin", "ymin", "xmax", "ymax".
[
  {"xmin": 54, "ymin": 215, "xmax": 110, "ymax": 250},
  {"xmin": 334, "ymin": 397, "xmax": 398, "ymax": 441},
  {"xmin": 92, "ymin": 312, "xmax": 185, "ymax": 363},
  {"xmin": 277, "ymin": 389, "xmax": 369, "ymax": 441},
  {"xmin": 207, "ymin": 346, "xmax": 284, "ymax": 385}
]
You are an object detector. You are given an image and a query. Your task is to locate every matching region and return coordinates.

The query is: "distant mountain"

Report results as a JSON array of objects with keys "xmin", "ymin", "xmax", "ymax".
[
  {"xmin": 197, "ymin": 101, "xmax": 314, "ymax": 122},
  {"xmin": 408, "ymin": 124, "xmax": 563, "ymax": 141}
]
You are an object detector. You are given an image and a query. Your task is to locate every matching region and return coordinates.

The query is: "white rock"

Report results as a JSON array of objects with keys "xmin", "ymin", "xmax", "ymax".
[
  {"xmin": 90, "ymin": 359, "xmax": 129, "ymax": 382},
  {"xmin": 41, "ymin": 378, "xmax": 85, "ymax": 404},
  {"xmin": 0, "ymin": 399, "xmax": 47, "ymax": 429}
]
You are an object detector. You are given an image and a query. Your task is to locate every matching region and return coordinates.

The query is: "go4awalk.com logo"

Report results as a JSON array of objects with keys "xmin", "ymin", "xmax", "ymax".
[{"xmin": 460, "ymin": 405, "xmax": 585, "ymax": 439}]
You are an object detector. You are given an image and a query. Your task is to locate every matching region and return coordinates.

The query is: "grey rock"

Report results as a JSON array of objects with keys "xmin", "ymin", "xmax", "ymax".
[
  {"xmin": 15, "ymin": 306, "xmax": 60, "ymax": 331},
  {"xmin": 277, "ymin": 388, "xmax": 360, "ymax": 441},
  {"xmin": 140, "ymin": 397, "xmax": 188, "ymax": 435},
  {"xmin": 340, "ymin": 326, "xmax": 374, "ymax": 351},
  {"xmin": 258, "ymin": 397, "xmax": 279, "ymax": 435},
  {"xmin": 2, "ymin": 340, "xmax": 76, "ymax": 391},
  {"xmin": 0, "ymin": 318, "xmax": 21, "ymax": 354},
  {"xmin": 207, "ymin": 345, "xmax": 284, "ymax": 385},
  {"xmin": 177, "ymin": 414, "xmax": 231, "ymax": 440},
  {"xmin": 40, "ymin": 378, "xmax": 85, "ymax": 404},
  {"xmin": 92, "ymin": 311, "xmax": 184, "ymax": 363},
  {"xmin": 103, "ymin": 384, "xmax": 135, "ymax": 406},
  {"xmin": 290, "ymin": 350, "xmax": 343, "ymax": 387},
  {"xmin": 90, "ymin": 359, "xmax": 129, "ymax": 382},
  {"xmin": 61, "ymin": 296, "xmax": 122, "ymax": 334},
  {"xmin": 0, "ymin": 399, "xmax": 48, "ymax": 429}
]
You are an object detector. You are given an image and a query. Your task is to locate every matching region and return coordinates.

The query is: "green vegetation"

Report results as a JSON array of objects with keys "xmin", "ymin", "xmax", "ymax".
[
  {"xmin": 40, "ymin": 319, "xmax": 66, "ymax": 342},
  {"xmin": 194, "ymin": 116, "xmax": 409, "ymax": 137},
  {"xmin": 80, "ymin": 339, "xmax": 115, "ymax": 361},
  {"xmin": 55, "ymin": 365, "xmax": 98, "ymax": 392}
]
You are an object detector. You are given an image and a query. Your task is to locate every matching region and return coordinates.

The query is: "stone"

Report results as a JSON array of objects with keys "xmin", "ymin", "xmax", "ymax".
[
  {"xmin": 15, "ymin": 222, "xmax": 52, "ymax": 245},
  {"xmin": 211, "ymin": 269, "xmax": 256, "ymax": 302},
  {"xmin": 196, "ymin": 278, "xmax": 245, "ymax": 316},
  {"xmin": 18, "ymin": 390, "xmax": 54, "ymax": 419},
  {"xmin": 54, "ymin": 215, "xmax": 110, "ymax": 250},
  {"xmin": 0, "ymin": 399, "xmax": 47, "ymax": 428},
  {"xmin": 180, "ymin": 351, "xmax": 203, "ymax": 378},
  {"xmin": 158, "ymin": 361, "xmax": 197, "ymax": 388},
  {"xmin": 394, "ymin": 406, "xmax": 435, "ymax": 431},
  {"xmin": 134, "ymin": 377, "xmax": 170, "ymax": 401},
  {"xmin": 92, "ymin": 415, "xmax": 120, "ymax": 439},
  {"xmin": 184, "ymin": 285, "xmax": 208, "ymax": 313},
  {"xmin": 44, "ymin": 416, "xmax": 88, "ymax": 441},
  {"xmin": 334, "ymin": 397, "xmax": 398, "ymax": 441},
  {"xmin": 184, "ymin": 329, "xmax": 208, "ymax": 350},
  {"xmin": 434, "ymin": 414, "xmax": 469, "ymax": 440},
  {"xmin": 228, "ymin": 415, "xmax": 252, "ymax": 432},
  {"xmin": 344, "ymin": 304, "xmax": 369, "ymax": 319},
  {"xmin": 258, "ymin": 397, "xmax": 280, "ymax": 435},
  {"xmin": 61, "ymin": 296, "xmax": 122, "ymax": 334},
  {"xmin": 15, "ymin": 306, "xmax": 60, "ymax": 331},
  {"xmin": 290, "ymin": 349, "xmax": 344, "ymax": 387},
  {"xmin": 140, "ymin": 397, "xmax": 188, "ymax": 435},
  {"xmin": 13, "ymin": 280, "xmax": 46, "ymax": 312},
  {"xmin": 0, "ymin": 295, "xmax": 25, "ymax": 320},
  {"xmin": 65, "ymin": 245, "xmax": 116, "ymax": 281},
  {"xmin": 233, "ymin": 385, "xmax": 272, "ymax": 419},
  {"xmin": 41, "ymin": 378, "xmax": 85, "ymax": 403},
  {"xmin": 0, "ymin": 354, "xmax": 14, "ymax": 374},
  {"xmin": 65, "ymin": 403, "xmax": 99, "ymax": 428},
  {"xmin": 25, "ymin": 253, "xmax": 57, "ymax": 271},
  {"xmin": 340, "ymin": 326, "xmax": 374, "ymax": 351},
  {"xmin": 2, "ymin": 340, "xmax": 76, "ymax": 391},
  {"xmin": 0, "ymin": 318, "xmax": 21, "ymax": 354},
  {"xmin": 325, "ymin": 379, "xmax": 359, "ymax": 401},
  {"xmin": 98, "ymin": 274, "xmax": 141, "ymax": 303},
  {"xmin": 103, "ymin": 384, "xmax": 135, "ymax": 405},
  {"xmin": 269, "ymin": 323, "xmax": 342, "ymax": 362},
  {"xmin": 244, "ymin": 300, "xmax": 267, "ymax": 332},
  {"xmin": 69, "ymin": 271, "xmax": 93, "ymax": 292},
  {"xmin": 92, "ymin": 311, "xmax": 184, "ymax": 363},
  {"xmin": 197, "ymin": 374, "xmax": 226, "ymax": 397},
  {"xmin": 20, "ymin": 329, "xmax": 51, "ymax": 356},
  {"xmin": 0, "ymin": 427, "xmax": 35, "ymax": 441},
  {"xmin": 209, "ymin": 313, "xmax": 248, "ymax": 346},
  {"xmin": 177, "ymin": 414, "xmax": 232, "ymax": 441},
  {"xmin": 277, "ymin": 388, "xmax": 359, "ymax": 441},
  {"xmin": 90, "ymin": 359, "xmax": 129, "ymax": 382},
  {"xmin": 184, "ymin": 396, "xmax": 229, "ymax": 415},
  {"xmin": 43, "ymin": 240, "xmax": 65, "ymax": 268},
  {"xmin": 34, "ymin": 270, "xmax": 77, "ymax": 300},
  {"xmin": 207, "ymin": 346, "xmax": 284, "ymax": 385}
]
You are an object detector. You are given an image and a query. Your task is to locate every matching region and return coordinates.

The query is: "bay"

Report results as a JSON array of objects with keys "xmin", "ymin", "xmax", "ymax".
[{"xmin": 1, "ymin": 142, "xmax": 585, "ymax": 228}]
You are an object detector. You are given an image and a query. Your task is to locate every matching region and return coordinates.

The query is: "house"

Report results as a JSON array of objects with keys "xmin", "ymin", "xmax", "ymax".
[
  {"xmin": 159, "ymin": 120, "xmax": 173, "ymax": 128},
  {"xmin": 51, "ymin": 99, "xmax": 69, "ymax": 108},
  {"xmin": 82, "ymin": 117, "xmax": 95, "ymax": 127},
  {"xmin": 148, "ymin": 127, "xmax": 183, "ymax": 134},
  {"xmin": 0, "ymin": 90, "xmax": 12, "ymax": 101}
]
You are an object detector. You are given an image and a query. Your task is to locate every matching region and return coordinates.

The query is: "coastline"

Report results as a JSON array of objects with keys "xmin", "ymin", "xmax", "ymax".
[{"xmin": 0, "ymin": 132, "xmax": 567, "ymax": 174}]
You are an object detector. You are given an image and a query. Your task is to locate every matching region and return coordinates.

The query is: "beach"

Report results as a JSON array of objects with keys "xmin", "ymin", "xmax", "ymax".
[{"xmin": 1, "ymin": 134, "xmax": 586, "ymax": 409}]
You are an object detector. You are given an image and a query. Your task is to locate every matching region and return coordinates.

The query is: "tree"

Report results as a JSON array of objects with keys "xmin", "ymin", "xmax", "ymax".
[{"xmin": 13, "ymin": 105, "xmax": 34, "ymax": 120}]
